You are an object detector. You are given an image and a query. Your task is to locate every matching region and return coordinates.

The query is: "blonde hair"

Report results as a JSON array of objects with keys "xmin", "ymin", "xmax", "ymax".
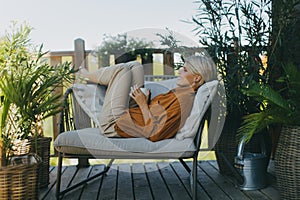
[{"xmin": 184, "ymin": 54, "xmax": 217, "ymax": 82}]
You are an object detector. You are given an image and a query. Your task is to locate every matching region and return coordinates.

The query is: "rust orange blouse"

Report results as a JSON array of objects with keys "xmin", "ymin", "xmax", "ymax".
[{"xmin": 114, "ymin": 86, "xmax": 195, "ymax": 142}]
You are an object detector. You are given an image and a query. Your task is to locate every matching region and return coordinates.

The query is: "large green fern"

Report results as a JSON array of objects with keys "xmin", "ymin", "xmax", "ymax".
[{"xmin": 238, "ymin": 63, "xmax": 300, "ymax": 142}]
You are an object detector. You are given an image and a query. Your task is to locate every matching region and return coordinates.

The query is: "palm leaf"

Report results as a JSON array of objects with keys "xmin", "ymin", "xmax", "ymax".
[
  {"xmin": 238, "ymin": 106, "xmax": 292, "ymax": 142},
  {"xmin": 0, "ymin": 97, "xmax": 11, "ymax": 136},
  {"xmin": 242, "ymin": 81, "xmax": 291, "ymax": 111}
]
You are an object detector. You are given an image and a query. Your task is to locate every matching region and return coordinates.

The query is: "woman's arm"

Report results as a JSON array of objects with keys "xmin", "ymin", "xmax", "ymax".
[
  {"xmin": 129, "ymin": 84, "xmax": 152, "ymax": 124},
  {"xmin": 116, "ymin": 87, "xmax": 188, "ymax": 141}
]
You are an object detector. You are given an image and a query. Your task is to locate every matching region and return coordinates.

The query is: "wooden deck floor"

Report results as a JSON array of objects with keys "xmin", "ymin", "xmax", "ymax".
[{"xmin": 39, "ymin": 160, "xmax": 280, "ymax": 200}]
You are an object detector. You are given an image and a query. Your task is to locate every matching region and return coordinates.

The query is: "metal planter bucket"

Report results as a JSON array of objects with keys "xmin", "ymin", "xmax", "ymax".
[
  {"xmin": 234, "ymin": 136, "xmax": 269, "ymax": 190},
  {"xmin": 235, "ymin": 152, "xmax": 269, "ymax": 190}
]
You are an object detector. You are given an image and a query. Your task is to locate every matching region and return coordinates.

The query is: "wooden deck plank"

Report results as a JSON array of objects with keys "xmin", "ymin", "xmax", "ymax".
[
  {"xmin": 221, "ymin": 159, "xmax": 279, "ymax": 200},
  {"xmin": 208, "ymin": 160, "xmax": 219, "ymax": 169},
  {"xmin": 192, "ymin": 162, "xmax": 231, "ymax": 200},
  {"xmin": 202, "ymin": 161, "xmax": 251, "ymax": 199},
  {"xmin": 116, "ymin": 164, "xmax": 134, "ymax": 200},
  {"xmin": 170, "ymin": 161, "xmax": 211, "ymax": 200},
  {"xmin": 58, "ymin": 166, "xmax": 78, "ymax": 199},
  {"xmin": 209, "ymin": 161, "xmax": 274, "ymax": 200},
  {"xmin": 42, "ymin": 166, "xmax": 67, "ymax": 200},
  {"xmin": 222, "ymin": 175, "xmax": 269, "ymax": 200},
  {"xmin": 80, "ymin": 165, "xmax": 105, "ymax": 199},
  {"xmin": 63, "ymin": 166, "xmax": 92, "ymax": 200},
  {"xmin": 131, "ymin": 163, "xmax": 153, "ymax": 200},
  {"xmin": 98, "ymin": 166, "xmax": 118, "ymax": 200},
  {"xmin": 260, "ymin": 185, "xmax": 280, "ymax": 200},
  {"xmin": 144, "ymin": 162, "xmax": 173, "ymax": 200},
  {"xmin": 39, "ymin": 160, "xmax": 280, "ymax": 200},
  {"xmin": 243, "ymin": 190, "xmax": 271, "ymax": 200},
  {"xmin": 157, "ymin": 162, "xmax": 191, "ymax": 200}
]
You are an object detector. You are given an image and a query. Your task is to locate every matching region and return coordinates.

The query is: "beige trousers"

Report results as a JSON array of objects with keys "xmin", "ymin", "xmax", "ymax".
[{"xmin": 96, "ymin": 61, "xmax": 144, "ymax": 136}]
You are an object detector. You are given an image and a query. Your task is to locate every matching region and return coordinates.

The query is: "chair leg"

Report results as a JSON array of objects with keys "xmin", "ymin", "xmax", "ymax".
[
  {"xmin": 179, "ymin": 158, "xmax": 191, "ymax": 173},
  {"xmin": 77, "ymin": 158, "xmax": 90, "ymax": 168},
  {"xmin": 56, "ymin": 158, "xmax": 115, "ymax": 198},
  {"xmin": 192, "ymin": 156, "xmax": 198, "ymax": 200},
  {"xmin": 56, "ymin": 152, "xmax": 63, "ymax": 200},
  {"xmin": 179, "ymin": 157, "xmax": 198, "ymax": 200}
]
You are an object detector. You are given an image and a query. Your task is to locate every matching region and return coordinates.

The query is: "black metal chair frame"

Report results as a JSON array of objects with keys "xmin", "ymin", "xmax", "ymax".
[{"xmin": 55, "ymin": 86, "xmax": 210, "ymax": 200}]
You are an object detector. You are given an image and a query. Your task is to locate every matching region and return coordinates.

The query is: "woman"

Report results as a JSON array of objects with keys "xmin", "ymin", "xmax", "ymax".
[{"xmin": 78, "ymin": 55, "xmax": 217, "ymax": 141}]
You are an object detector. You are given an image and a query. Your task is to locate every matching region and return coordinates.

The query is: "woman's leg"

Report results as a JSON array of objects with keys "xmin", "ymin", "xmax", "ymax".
[
  {"xmin": 79, "ymin": 61, "xmax": 144, "ymax": 87},
  {"xmin": 77, "ymin": 61, "xmax": 144, "ymax": 136},
  {"xmin": 99, "ymin": 61, "xmax": 144, "ymax": 136},
  {"xmin": 129, "ymin": 61, "xmax": 144, "ymax": 88}
]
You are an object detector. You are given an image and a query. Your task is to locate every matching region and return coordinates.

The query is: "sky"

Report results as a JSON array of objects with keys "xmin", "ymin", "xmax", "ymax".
[{"xmin": 0, "ymin": 0, "xmax": 201, "ymax": 51}]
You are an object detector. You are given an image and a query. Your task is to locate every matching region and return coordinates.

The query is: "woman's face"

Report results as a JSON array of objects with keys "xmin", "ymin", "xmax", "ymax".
[{"xmin": 177, "ymin": 65, "xmax": 198, "ymax": 87}]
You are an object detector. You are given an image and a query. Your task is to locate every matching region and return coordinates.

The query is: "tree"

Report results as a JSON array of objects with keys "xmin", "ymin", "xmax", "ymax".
[
  {"xmin": 269, "ymin": 0, "xmax": 300, "ymax": 89},
  {"xmin": 95, "ymin": 33, "xmax": 154, "ymax": 67}
]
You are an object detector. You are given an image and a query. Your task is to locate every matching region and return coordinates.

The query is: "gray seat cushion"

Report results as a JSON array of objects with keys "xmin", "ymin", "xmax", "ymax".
[{"xmin": 54, "ymin": 128, "xmax": 195, "ymax": 158}]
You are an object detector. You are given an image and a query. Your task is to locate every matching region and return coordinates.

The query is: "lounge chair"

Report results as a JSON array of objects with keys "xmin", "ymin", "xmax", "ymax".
[{"xmin": 54, "ymin": 78, "xmax": 224, "ymax": 200}]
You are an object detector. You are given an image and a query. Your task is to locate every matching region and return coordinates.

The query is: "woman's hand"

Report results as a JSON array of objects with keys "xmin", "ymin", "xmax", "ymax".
[
  {"xmin": 129, "ymin": 85, "xmax": 152, "ymax": 123},
  {"xmin": 129, "ymin": 84, "xmax": 150, "ymax": 106}
]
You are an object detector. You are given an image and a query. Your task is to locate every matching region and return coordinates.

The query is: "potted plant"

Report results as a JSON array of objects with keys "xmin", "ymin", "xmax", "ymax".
[
  {"xmin": 239, "ymin": 0, "xmax": 299, "ymax": 198},
  {"xmin": 190, "ymin": 0, "xmax": 271, "ymax": 174},
  {"xmin": 238, "ymin": 62, "xmax": 300, "ymax": 199},
  {"xmin": 0, "ymin": 22, "xmax": 75, "ymax": 191}
]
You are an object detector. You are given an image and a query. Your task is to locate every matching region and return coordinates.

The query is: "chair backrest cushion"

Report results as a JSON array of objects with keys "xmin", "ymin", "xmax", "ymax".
[
  {"xmin": 145, "ymin": 78, "xmax": 178, "ymax": 99},
  {"xmin": 72, "ymin": 83, "xmax": 106, "ymax": 126},
  {"xmin": 175, "ymin": 80, "xmax": 219, "ymax": 140}
]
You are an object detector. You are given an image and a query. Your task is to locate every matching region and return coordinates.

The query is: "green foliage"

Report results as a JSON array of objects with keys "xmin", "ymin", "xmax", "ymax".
[
  {"xmin": 191, "ymin": 0, "xmax": 271, "ymax": 116},
  {"xmin": 0, "ymin": 22, "xmax": 75, "ymax": 165},
  {"xmin": 238, "ymin": 63, "xmax": 300, "ymax": 142},
  {"xmin": 156, "ymin": 27, "xmax": 191, "ymax": 70},
  {"xmin": 95, "ymin": 33, "xmax": 154, "ymax": 67},
  {"xmin": 156, "ymin": 27, "xmax": 181, "ymax": 50},
  {"xmin": 268, "ymin": 0, "xmax": 300, "ymax": 88},
  {"xmin": 238, "ymin": 1, "xmax": 300, "ymax": 143}
]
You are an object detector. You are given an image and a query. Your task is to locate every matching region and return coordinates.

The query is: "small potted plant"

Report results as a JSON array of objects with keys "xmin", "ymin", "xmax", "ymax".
[{"xmin": 0, "ymin": 22, "xmax": 75, "ymax": 192}]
